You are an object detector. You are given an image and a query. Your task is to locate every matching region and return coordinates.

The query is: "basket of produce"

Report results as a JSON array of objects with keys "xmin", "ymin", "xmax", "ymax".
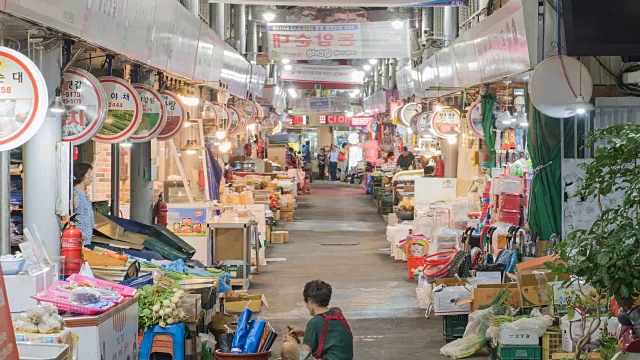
[{"xmin": 396, "ymin": 196, "xmax": 414, "ymax": 220}]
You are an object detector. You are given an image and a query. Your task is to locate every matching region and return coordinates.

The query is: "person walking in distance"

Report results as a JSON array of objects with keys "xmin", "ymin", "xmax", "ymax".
[
  {"xmin": 317, "ymin": 147, "xmax": 327, "ymax": 181},
  {"xmin": 328, "ymin": 145, "xmax": 339, "ymax": 181}
]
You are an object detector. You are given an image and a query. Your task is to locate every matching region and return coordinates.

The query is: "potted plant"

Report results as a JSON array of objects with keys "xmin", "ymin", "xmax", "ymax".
[{"xmin": 548, "ymin": 123, "xmax": 640, "ymax": 358}]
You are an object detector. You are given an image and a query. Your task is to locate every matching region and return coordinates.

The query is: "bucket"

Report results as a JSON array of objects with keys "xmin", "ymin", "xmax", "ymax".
[
  {"xmin": 214, "ymin": 351, "xmax": 272, "ymax": 360},
  {"xmin": 407, "ymin": 256, "xmax": 425, "ymax": 280}
]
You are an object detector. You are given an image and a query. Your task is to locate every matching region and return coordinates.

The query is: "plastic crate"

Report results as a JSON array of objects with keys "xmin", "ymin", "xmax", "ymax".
[
  {"xmin": 497, "ymin": 345, "xmax": 541, "ymax": 360},
  {"xmin": 542, "ymin": 329, "xmax": 562, "ymax": 360},
  {"xmin": 221, "ymin": 261, "xmax": 248, "ymax": 279},
  {"xmin": 443, "ymin": 314, "xmax": 468, "ymax": 343},
  {"xmin": 378, "ymin": 205, "xmax": 393, "ymax": 214}
]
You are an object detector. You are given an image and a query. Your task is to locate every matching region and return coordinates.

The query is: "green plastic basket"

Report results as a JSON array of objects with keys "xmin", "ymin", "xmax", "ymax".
[
  {"xmin": 496, "ymin": 345, "xmax": 542, "ymax": 360},
  {"xmin": 443, "ymin": 314, "xmax": 468, "ymax": 343}
]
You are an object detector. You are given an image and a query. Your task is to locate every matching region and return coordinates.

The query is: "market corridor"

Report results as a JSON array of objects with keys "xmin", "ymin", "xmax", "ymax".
[{"xmin": 251, "ymin": 182, "xmax": 444, "ymax": 359}]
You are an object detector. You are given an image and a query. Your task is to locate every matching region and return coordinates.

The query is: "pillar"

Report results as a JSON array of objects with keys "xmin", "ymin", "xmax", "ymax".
[
  {"xmin": 381, "ymin": 59, "xmax": 389, "ymax": 90},
  {"xmin": 374, "ymin": 63, "xmax": 381, "ymax": 92},
  {"xmin": 24, "ymin": 43, "xmax": 62, "ymax": 257},
  {"xmin": 389, "ymin": 59, "xmax": 397, "ymax": 90},
  {"xmin": 235, "ymin": 5, "xmax": 247, "ymax": 55},
  {"xmin": 181, "ymin": 0, "xmax": 199, "ymax": 17},
  {"xmin": 210, "ymin": 3, "xmax": 225, "ymax": 37},
  {"xmin": 441, "ymin": 139, "xmax": 458, "ymax": 178},
  {"xmin": 0, "ymin": 152, "xmax": 9, "ymax": 255},
  {"xmin": 444, "ymin": 6, "xmax": 459, "ymax": 46}
]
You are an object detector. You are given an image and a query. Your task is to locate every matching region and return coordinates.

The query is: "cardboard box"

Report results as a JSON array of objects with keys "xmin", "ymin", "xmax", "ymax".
[
  {"xmin": 280, "ymin": 203, "xmax": 295, "ymax": 212},
  {"xmin": 547, "ymin": 281, "xmax": 592, "ymax": 316},
  {"xmin": 516, "ymin": 255, "xmax": 563, "ymax": 273},
  {"xmin": 517, "ymin": 269, "xmax": 569, "ymax": 308},
  {"xmin": 471, "ymin": 283, "xmax": 521, "ymax": 312},
  {"xmin": 225, "ymin": 293, "xmax": 269, "ymax": 313},
  {"xmin": 208, "ymin": 312, "xmax": 236, "ymax": 338},
  {"xmin": 433, "ymin": 285, "xmax": 471, "ymax": 315},
  {"xmin": 435, "ymin": 278, "xmax": 469, "ymax": 286},
  {"xmin": 270, "ymin": 231, "xmax": 289, "ymax": 244},
  {"xmin": 560, "ymin": 316, "xmax": 619, "ymax": 352},
  {"xmin": 281, "ymin": 211, "xmax": 294, "ymax": 222}
]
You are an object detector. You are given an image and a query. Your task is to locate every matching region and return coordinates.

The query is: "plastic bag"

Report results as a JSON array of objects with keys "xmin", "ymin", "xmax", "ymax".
[
  {"xmin": 200, "ymin": 333, "xmax": 217, "ymax": 353},
  {"xmin": 416, "ymin": 277, "xmax": 433, "ymax": 309},
  {"xmin": 499, "ymin": 313, "xmax": 553, "ymax": 338},
  {"xmin": 72, "ymin": 287, "xmax": 101, "ymax": 305},
  {"xmin": 26, "ymin": 306, "xmax": 49, "ymax": 324},
  {"xmin": 219, "ymin": 333, "xmax": 233, "ymax": 353},
  {"xmin": 40, "ymin": 302, "xmax": 59, "ymax": 316},
  {"xmin": 231, "ymin": 308, "xmax": 253, "ymax": 353},
  {"xmin": 13, "ymin": 320, "xmax": 38, "ymax": 333},
  {"xmin": 243, "ymin": 320, "xmax": 266, "ymax": 353},
  {"xmin": 440, "ymin": 307, "xmax": 496, "ymax": 359},
  {"xmin": 37, "ymin": 316, "xmax": 63, "ymax": 334}
]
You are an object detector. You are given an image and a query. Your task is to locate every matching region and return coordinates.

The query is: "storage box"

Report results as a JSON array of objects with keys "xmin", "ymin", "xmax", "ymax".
[
  {"xmin": 270, "ymin": 231, "xmax": 289, "ymax": 244},
  {"xmin": 516, "ymin": 255, "xmax": 564, "ymax": 273},
  {"xmin": 471, "ymin": 283, "xmax": 521, "ymax": 312},
  {"xmin": 180, "ymin": 293, "xmax": 202, "ymax": 322},
  {"xmin": 560, "ymin": 316, "xmax": 619, "ymax": 352},
  {"xmin": 500, "ymin": 328, "xmax": 540, "ymax": 345},
  {"xmin": 280, "ymin": 203, "xmax": 295, "ymax": 212},
  {"xmin": 517, "ymin": 269, "xmax": 569, "ymax": 308},
  {"xmin": 547, "ymin": 281, "xmax": 591, "ymax": 316},
  {"xmin": 433, "ymin": 285, "xmax": 471, "ymax": 315},
  {"xmin": 225, "ymin": 293, "xmax": 269, "ymax": 313},
  {"xmin": 281, "ymin": 211, "xmax": 294, "ymax": 222}
]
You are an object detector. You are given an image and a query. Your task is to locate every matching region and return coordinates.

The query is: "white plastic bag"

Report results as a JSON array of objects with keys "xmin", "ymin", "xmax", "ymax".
[{"xmin": 440, "ymin": 307, "xmax": 496, "ymax": 359}]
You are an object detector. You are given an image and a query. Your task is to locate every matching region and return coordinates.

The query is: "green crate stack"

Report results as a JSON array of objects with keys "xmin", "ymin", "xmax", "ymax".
[
  {"xmin": 442, "ymin": 314, "xmax": 468, "ymax": 343},
  {"xmin": 488, "ymin": 344, "xmax": 542, "ymax": 360}
]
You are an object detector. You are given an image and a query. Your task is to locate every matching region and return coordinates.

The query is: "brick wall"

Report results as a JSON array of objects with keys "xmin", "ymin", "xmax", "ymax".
[{"xmin": 92, "ymin": 143, "xmax": 112, "ymax": 201}]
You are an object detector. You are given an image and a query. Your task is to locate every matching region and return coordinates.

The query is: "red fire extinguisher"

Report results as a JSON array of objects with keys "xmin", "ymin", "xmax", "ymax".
[
  {"xmin": 435, "ymin": 157, "xmax": 445, "ymax": 178},
  {"xmin": 61, "ymin": 215, "xmax": 83, "ymax": 276},
  {"xmin": 225, "ymin": 166, "xmax": 234, "ymax": 183},
  {"xmin": 152, "ymin": 192, "xmax": 168, "ymax": 227}
]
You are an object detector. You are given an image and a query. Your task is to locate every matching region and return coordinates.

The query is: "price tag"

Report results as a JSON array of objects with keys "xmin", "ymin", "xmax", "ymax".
[
  {"xmin": 94, "ymin": 77, "xmax": 142, "ymax": 143},
  {"xmin": 61, "ymin": 68, "xmax": 108, "ymax": 144},
  {"xmin": 0, "ymin": 46, "xmax": 48, "ymax": 151},
  {"xmin": 130, "ymin": 84, "xmax": 166, "ymax": 143},
  {"xmin": 157, "ymin": 90, "xmax": 186, "ymax": 141}
]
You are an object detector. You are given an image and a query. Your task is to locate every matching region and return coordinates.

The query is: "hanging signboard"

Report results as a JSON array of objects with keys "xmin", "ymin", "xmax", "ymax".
[
  {"xmin": 201, "ymin": 100, "xmax": 220, "ymax": 138},
  {"xmin": 431, "ymin": 108, "xmax": 462, "ymax": 138},
  {"xmin": 292, "ymin": 96, "xmax": 350, "ymax": 114},
  {"xmin": 228, "ymin": 106, "xmax": 246, "ymax": 136},
  {"xmin": 411, "ymin": 112, "xmax": 432, "ymax": 134},
  {"xmin": 399, "ymin": 103, "xmax": 422, "ymax": 127},
  {"xmin": 157, "ymin": 90, "xmax": 186, "ymax": 141},
  {"xmin": 61, "ymin": 68, "xmax": 108, "ymax": 145},
  {"xmin": 286, "ymin": 116, "xmax": 307, "ymax": 125},
  {"xmin": 350, "ymin": 116, "xmax": 375, "ymax": 127},
  {"xmin": 261, "ymin": 112, "xmax": 279, "ymax": 130},
  {"xmin": 240, "ymin": 100, "xmax": 257, "ymax": 125},
  {"xmin": 267, "ymin": 22, "xmax": 410, "ymax": 61},
  {"xmin": 210, "ymin": 103, "xmax": 230, "ymax": 132},
  {"xmin": 130, "ymin": 84, "xmax": 167, "ymax": 143},
  {"xmin": 0, "ymin": 47, "xmax": 49, "ymax": 152},
  {"xmin": 280, "ymin": 64, "xmax": 364, "ymax": 84},
  {"xmin": 0, "ymin": 266, "xmax": 19, "ymax": 360},
  {"xmin": 466, "ymin": 98, "xmax": 503, "ymax": 138},
  {"xmin": 94, "ymin": 77, "xmax": 142, "ymax": 143}
]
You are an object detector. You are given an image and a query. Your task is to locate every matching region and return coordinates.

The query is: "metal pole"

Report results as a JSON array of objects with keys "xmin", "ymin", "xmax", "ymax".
[
  {"xmin": 248, "ymin": 8, "xmax": 258, "ymax": 63},
  {"xmin": 444, "ymin": 6, "xmax": 459, "ymax": 46},
  {"xmin": 235, "ymin": 5, "xmax": 247, "ymax": 55},
  {"xmin": 106, "ymin": 55, "xmax": 120, "ymax": 217},
  {"xmin": 0, "ymin": 152, "xmax": 9, "ymax": 255},
  {"xmin": 389, "ymin": 59, "xmax": 397, "ymax": 90},
  {"xmin": 381, "ymin": 59, "xmax": 389, "ymax": 90},
  {"xmin": 374, "ymin": 62, "xmax": 381, "ymax": 92}
]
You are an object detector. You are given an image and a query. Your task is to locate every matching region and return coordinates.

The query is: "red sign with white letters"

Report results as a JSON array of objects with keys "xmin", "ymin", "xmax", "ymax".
[{"xmin": 318, "ymin": 114, "xmax": 374, "ymax": 126}]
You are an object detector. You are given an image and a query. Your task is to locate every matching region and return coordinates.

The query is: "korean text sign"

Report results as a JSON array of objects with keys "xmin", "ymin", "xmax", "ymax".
[{"xmin": 267, "ymin": 23, "xmax": 362, "ymax": 60}]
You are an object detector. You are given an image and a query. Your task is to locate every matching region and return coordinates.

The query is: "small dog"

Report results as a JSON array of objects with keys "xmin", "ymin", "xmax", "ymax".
[{"xmin": 281, "ymin": 326, "xmax": 304, "ymax": 360}]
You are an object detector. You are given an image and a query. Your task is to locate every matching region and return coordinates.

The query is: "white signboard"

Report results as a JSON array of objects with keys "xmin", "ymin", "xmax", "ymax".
[
  {"xmin": 0, "ymin": 47, "xmax": 49, "ymax": 152},
  {"xmin": 130, "ymin": 84, "xmax": 166, "ymax": 143},
  {"xmin": 268, "ymin": 23, "xmax": 363, "ymax": 61},
  {"xmin": 157, "ymin": 90, "xmax": 186, "ymax": 141},
  {"xmin": 292, "ymin": 96, "xmax": 350, "ymax": 114},
  {"xmin": 167, "ymin": 4, "xmax": 199, "ymax": 79},
  {"xmin": 281, "ymin": 64, "xmax": 364, "ymax": 84},
  {"xmin": 5, "ymin": 0, "xmax": 86, "ymax": 37},
  {"xmin": 94, "ymin": 77, "xmax": 142, "ymax": 143},
  {"xmin": 148, "ymin": 0, "xmax": 176, "ymax": 71},
  {"xmin": 61, "ymin": 68, "xmax": 108, "ymax": 145},
  {"xmin": 121, "ymin": 0, "xmax": 157, "ymax": 63},
  {"xmin": 431, "ymin": 108, "xmax": 462, "ymax": 138},
  {"xmin": 82, "ymin": 0, "xmax": 127, "ymax": 54},
  {"xmin": 228, "ymin": 106, "xmax": 246, "ymax": 136}
]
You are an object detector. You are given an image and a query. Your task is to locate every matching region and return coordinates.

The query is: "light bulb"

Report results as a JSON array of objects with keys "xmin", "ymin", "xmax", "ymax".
[
  {"xmin": 284, "ymin": 64, "xmax": 292, "ymax": 71},
  {"xmin": 263, "ymin": 11, "xmax": 275, "ymax": 22},
  {"xmin": 219, "ymin": 141, "xmax": 232, "ymax": 153},
  {"xmin": 49, "ymin": 88, "xmax": 65, "ymax": 113},
  {"xmin": 183, "ymin": 121, "xmax": 191, "ymax": 128},
  {"xmin": 448, "ymin": 136, "xmax": 457, "ymax": 144},
  {"xmin": 407, "ymin": 127, "xmax": 413, "ymax": 134},
  {"xmin": 501, "ymin": 119, "xmax": 513, "ymax": 125},
  {"xmin": 186, "ymin": 149, "xmax": 197, "ymax": 155},
  {"xmin": 247, "ymin": 124, "xmax": 257, "ymax": 131},
  {"xmin": 346, "ymin": 111, "xmax": 354, "ymax": 117},
  {"xmin": 349, "ymin": 92, "xmax": 357, "ymax": 98},
  {"xmin": 392, "ymin": 20, "xmax": 404, "ymax": 29},
  {"xmin": 368, "ymin": 59, "xmax": 378, "ymax": 65},
  {"xmin": 363, "ymin": 64, "xmax": 372, "ymax": 71},
  {"xmin": 119, "ymin": 139, "xmax": 132, "ymax": 148},
  {"xmin": 434, "ymin": 104, "xmax": 444, "ymax": 112},
  {"xmin": 216, "ymin": 130, "xmax": 226, "ymax": 140},
  {"xmin": 576, "ymin": 108, "xmax": 586, "ymax": 114},
  {"xmin": 281, "ymin": 59, "xmax": 290, "ymax": 65}
]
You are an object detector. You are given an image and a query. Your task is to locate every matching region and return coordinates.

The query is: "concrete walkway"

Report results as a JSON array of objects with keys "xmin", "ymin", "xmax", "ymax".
[{"xmin": 251, "ymin": 181, "xmax": 446, "ymax": 359}]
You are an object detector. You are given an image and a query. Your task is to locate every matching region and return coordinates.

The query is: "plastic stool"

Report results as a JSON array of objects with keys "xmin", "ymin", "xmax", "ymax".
[{"xmin": 139, "ymin": 323, "xmax": 185, "ymax": 360}]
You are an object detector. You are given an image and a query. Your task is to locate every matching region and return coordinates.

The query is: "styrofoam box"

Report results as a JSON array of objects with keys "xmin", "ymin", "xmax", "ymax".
[
  {"xmin": 433, "ymin": 286, "xmax": 471, "ymax": 315},
  {"xmin": 499, "ymin": 329, "xmax": 540, "ymax": 345},
  {"xmin": 560, "ymin": 316, "xmax": 619, "ymax": 352}
]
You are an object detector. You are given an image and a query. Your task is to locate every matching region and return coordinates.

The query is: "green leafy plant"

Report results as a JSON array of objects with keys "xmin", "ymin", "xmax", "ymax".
[
  {"xmin": 548, "ymin": 123, "xmax": 640, "ymax": 358},
  {"xmin": 597, "ymin": 334, "xmax": 619, "ymax": 360}
]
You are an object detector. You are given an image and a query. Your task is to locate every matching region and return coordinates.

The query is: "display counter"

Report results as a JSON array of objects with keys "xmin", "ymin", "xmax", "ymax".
[{"xmin": 64, "ymin": 295, "xmax": 139, "ymax": 360}]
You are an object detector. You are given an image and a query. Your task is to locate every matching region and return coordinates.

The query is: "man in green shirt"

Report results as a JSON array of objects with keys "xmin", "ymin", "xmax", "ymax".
[
  {"xmin": 282, "ymin": 280, "xmax": 354, "ymax": 360},
  {"xmin": 396, "ymin": 146, "xmax": 416, "ymax": 171}
]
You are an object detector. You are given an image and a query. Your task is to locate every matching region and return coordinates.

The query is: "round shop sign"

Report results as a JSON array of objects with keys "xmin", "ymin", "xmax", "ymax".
[
  {"xmin": 367, "ymin": 118, "xmax": 378, "ymax": 134},
  {"xmin": 211, "ymin": 103, "xmax": 230, "ymax": 132},
  {"xmin": 157, "ymin": 90, "xmax": 186, "ymax": 141},
  {"xmin": 201, "ymin": 100, "xmax": 220, "ymax": 138},
  {"xmin": 61, "ymin": 68, "xmax": 107, "ymax": 145},
  {"xmin": 261, "ymin": 112, "xmax": 278, "ymax": 130},
  {"xmin": 240, "ymin": 100, "xmax": 256, "ymax": 124},
  {"xmin": 431, "ymin": 108, "xmax": 462, "ymax": 138},
  {"xmin": 466, "ymin": 98, "xmax": 503, "ymax": 138},
  {"xmin": 255, "ymin": 102, "xmax": 264, "ymax": 118},
  {"xmin": 228, "ymin": 106, "xmax": 246, "ymax": 136},
  {"xmin": 95, "ymin": 77, "xmax": 142, "ymax": 143},
  {"xmin": 414, "ymin": 112, "xmax": 432, "ymax": 134},
  {"xmin": 400, "ymin": 102, "xmax": 422, "ymax": 127},
  {"xmin": 130, "ymin": 84, "xmax": 167, "ymax": 143},
  {"xmin": 226, "ymin": 108, "xmax": 241, "ymax": 135},
  {"xmin": 0, "ymin": 47, "xmax": 49, "ymax": 151}
]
